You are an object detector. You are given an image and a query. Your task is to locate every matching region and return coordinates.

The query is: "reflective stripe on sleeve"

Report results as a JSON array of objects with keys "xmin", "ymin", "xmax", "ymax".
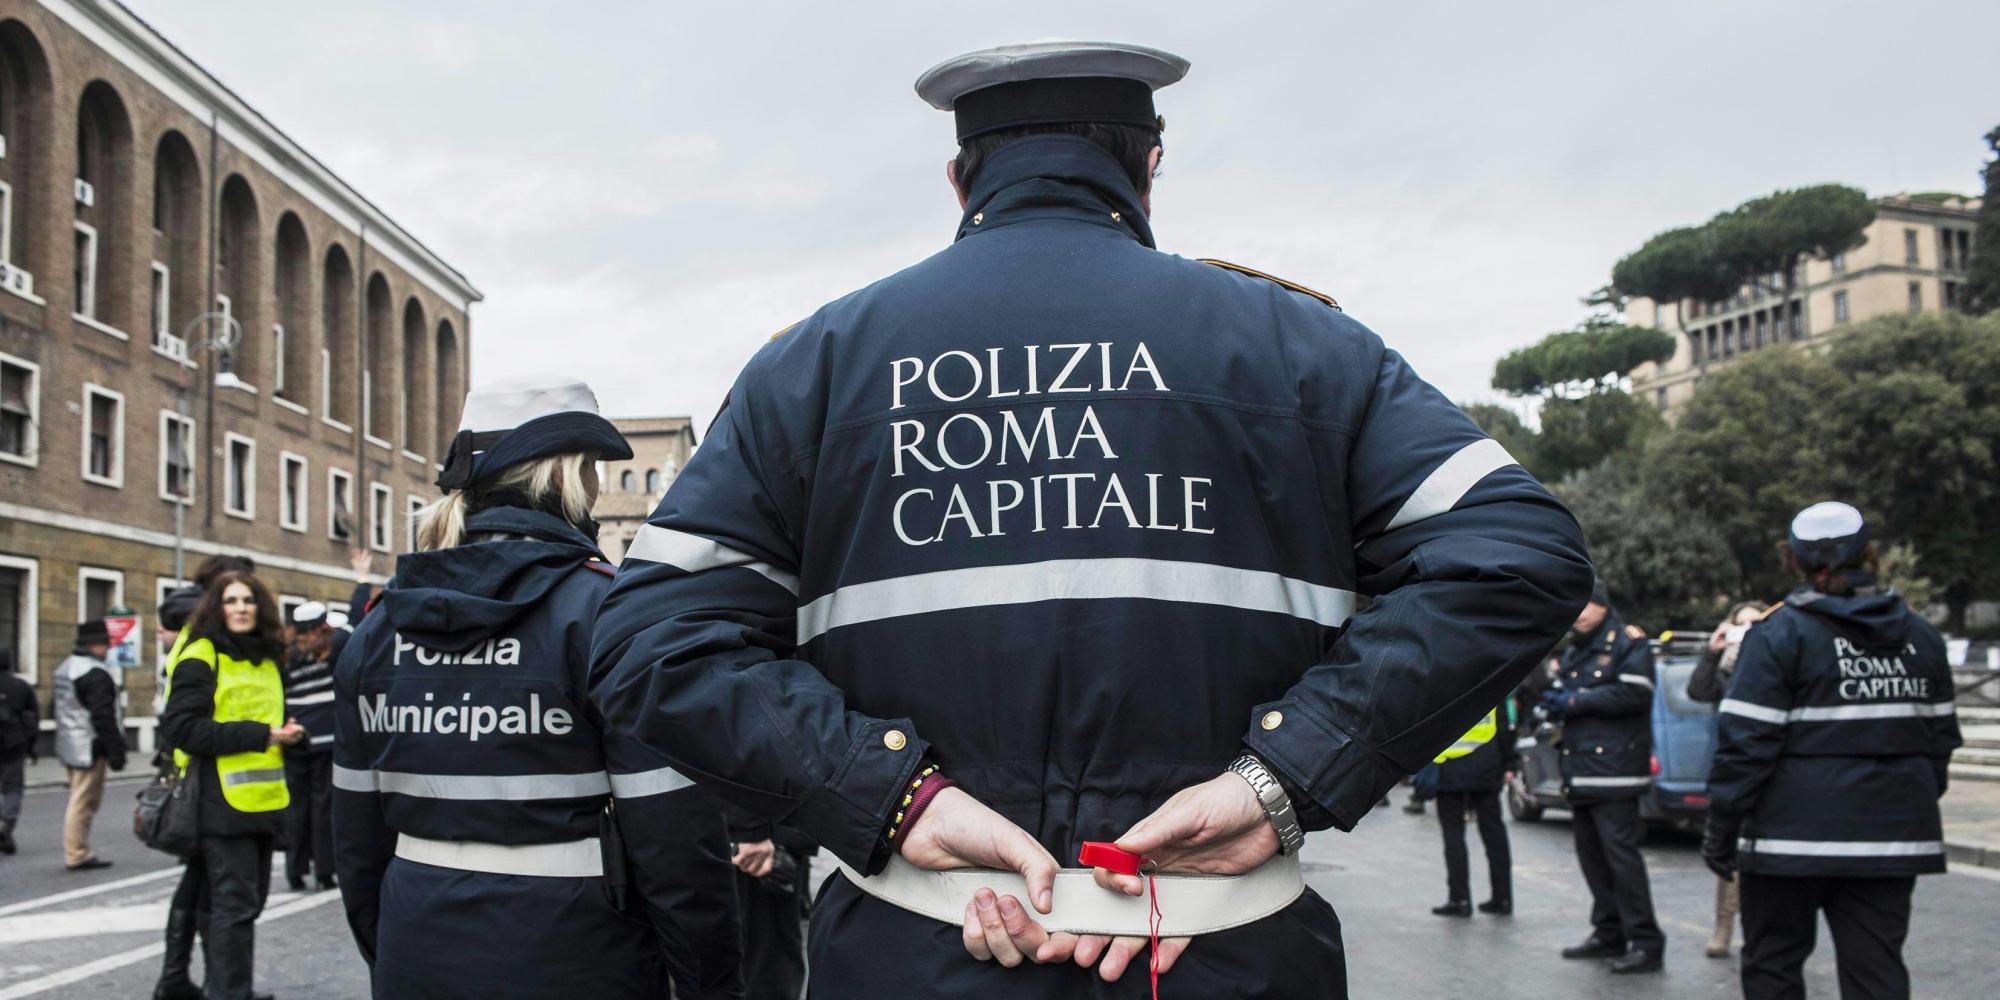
[
  {"xmin": 332, "ymin": 764, "xmax": 379, "ymax": 792},
  {"xmin": 1568, "ymin": 775, "xmax": 1652, "ymax": 788},
  {"xmin": 1617, "ymin": 673, "xmax": 1654, "ymax": 689},
  {"xmin": 373, "ymin": 770, "xmax": 611, "ymax": 801},
  {"xmin": 608, "ymin": 765, "xmax": 695, "ymax": 799},
  {"xmin": 1742, "ymin": 837, "xmax": 1944, "ymax": 858},
  {"xmin": 796, "ymin": 557, "xmax": 1356, "ymax": 644},
  {"xmin": 1383, "ymin": 438, "xmax": 1518, "ymax": 532},
  {"xmin": 308, "ymin": 733, "xmax": 335, "ymax": 747},
  {"xmin": 1719, "ymin": 698, "xmax": 1790, "ymax": 724},
  {"xmin": 1722, "ymin": 699, "xmax": 1955, "ymax": 725},
  {"xmin": 625, "ymin": 524, "xmax": 799, "ymax": 594}
]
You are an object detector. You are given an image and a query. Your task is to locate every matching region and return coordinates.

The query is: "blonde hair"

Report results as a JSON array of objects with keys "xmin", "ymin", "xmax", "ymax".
[{"xmin": 416, "ymin": 452, "xmax": 596, "ymax": 551}]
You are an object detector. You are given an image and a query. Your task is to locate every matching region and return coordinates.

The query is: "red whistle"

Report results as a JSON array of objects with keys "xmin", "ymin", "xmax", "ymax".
[{"xmin": 1079, "ymin": 841, "xmax": 1145, "ymax": 876}]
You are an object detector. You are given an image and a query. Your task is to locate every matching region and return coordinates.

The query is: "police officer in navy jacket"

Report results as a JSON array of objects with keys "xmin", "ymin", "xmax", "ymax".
[
  {"xmin": 1704, "ymin": 502, "xmax": 1960, "ymax": 1000},
  {"xmin": 332, "ymin": 377, "xmax": 741, "ymax": 1000},
  {"xmin": 591, "ymin": 42, "xmax": 1591, "ymax": 999},
  {"xmin": 1541, "ymin": 577, "xmax": 1664, "ymax": 972}
]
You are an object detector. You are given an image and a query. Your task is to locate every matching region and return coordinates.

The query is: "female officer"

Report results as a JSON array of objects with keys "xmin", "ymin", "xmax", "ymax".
[
  {"xmin": 156, "ymin": 571, "xmax": 305, "ymax": 1000},
  {"xmin": 331, "ymin": 376, "xmax": 740, "ymax": 1000}
]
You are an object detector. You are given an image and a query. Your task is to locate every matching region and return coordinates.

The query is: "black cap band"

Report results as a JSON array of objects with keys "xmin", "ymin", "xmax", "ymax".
[{"xmin": 953, "ymin": 77, "xmax": 1161, "ymax": 141}]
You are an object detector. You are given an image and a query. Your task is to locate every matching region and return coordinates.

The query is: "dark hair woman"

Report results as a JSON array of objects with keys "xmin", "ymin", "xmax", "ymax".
[
  {"xmin": 154, "ymin": 571, "xmax": 304, "ymax": 1000},
  {"xmin": 331, "ymin": 376, "xmax": 741, "ymax": 999}
]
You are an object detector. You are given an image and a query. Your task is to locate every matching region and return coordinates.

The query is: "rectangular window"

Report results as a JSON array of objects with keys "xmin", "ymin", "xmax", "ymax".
[
  {"xmin": 406, "ymin": 494, "xmax": 425, "ymax": 552},
  {"xmin": 0, "ymin": 181, "xmax": 13, "ymax": 269},
  {"xmin": 1656, "ymin": 387, "xmax": 1668, "ymax": 409},
  {"xmin": 1904, "ymin": 228, "xmax": 1919, "ymax": 265},
  {"xmin": 0, "ymin": 353, "xmax": 39, "ymax": 465},
  {"xmin": 214, "ymin": 294, "xmax": 234, "ymax": 373},
  {"xmin": 329, "ymin": 469, "xmax": 355, "ymax": 541},
  {"xmin": 279, "ymin": 452, "xmax": 308, "ymax": 532},
  {"xmin": 369, "ymin": 483, "xmax": 393, "ymax": 553},
  {"xmin": 160, "ymin": 410, "xmax": 195, "ymax": 502},
  {"xmin": 1754, "ymin": 313, "xmax": 1768, "ymax": 348},
  {"xmin": 224, "ymin": 433, "xmax": 255, "ymax": 519},
  {"xmin": 1908, "ymin": 281, "xmax": 1922, "ymax": 314},
  {"xmin": 1945, "ymin": 281, "xmax": 1959, "ymax": 310},
  {"xmin": 1789, "ymin": 304, "xmax": 1802, "ymax": 339},
  {"xmin": 78, "ymin": 567, "xmax": 122, "ymax": 623},
  {"xmin": 81, "ymin": 383, "xmax": 123, "ymax": 486},
  {"xmin": 1941, "ymin": 231, "xmax": 1955, "ymax": 270},
  {"xmin": 0, "ymin": 558, "xmax": 36, "ymax": 685},
  {"xmin": 272, "ymin": 324, "xmax": 287, "ymax": 398},
  {"xmin": 1831, "ymin": 252, "xmax": 1845, "ymax": 274},
  {"xmin": 1652, "ymin": 302, "xmax": 1663, "ymax": 327},
  {"xmin": 150, "ymin": 262, "xmax": 174, "ymax": 350},
  {"xmin": 1833, "ymin": 290, "xmax": 1850, "ymax": 324},
  {"xmin": 72, "ymin": 222, "xmax": 97, "ymax": 319}
]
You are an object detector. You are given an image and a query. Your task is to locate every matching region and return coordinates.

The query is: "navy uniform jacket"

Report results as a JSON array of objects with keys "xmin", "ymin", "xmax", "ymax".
[
  {"xmin": 1553, "ymin": 611, "xmax": 1655, "ymax": 803},
  {"xmin": 283, "ymin": 644, "xmax": 338, "ymax": 755},
  {"xmin": 332, "ymin": 506, "xmax": 741, "ymax": 999},
  {"xmin": 1709, "ymin": 584, "xmax": 1960, "ymax": 877},
  {"xmin": 590, "ymin": 135, "xmax": 1592, "ymax": 997}
]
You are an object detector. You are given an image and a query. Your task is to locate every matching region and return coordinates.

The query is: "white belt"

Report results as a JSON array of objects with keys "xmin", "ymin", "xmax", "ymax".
[
  {"xmin": 837, "ymin": 853, "xmax": 1305, "ymax": 937},
  {"xmin": 394, "ymin": 834, "xmax": 603, "ymax": 878}
]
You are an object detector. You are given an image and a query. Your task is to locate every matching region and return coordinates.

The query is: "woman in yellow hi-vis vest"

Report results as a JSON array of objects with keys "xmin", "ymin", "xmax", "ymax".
[
  {"xmin": 1429, "ymin": 704, "xmax": 1518, "ymax": 918},
  {"xmin": 156, "ymin": 571, "xmax": 305, "ymax": 1000}
]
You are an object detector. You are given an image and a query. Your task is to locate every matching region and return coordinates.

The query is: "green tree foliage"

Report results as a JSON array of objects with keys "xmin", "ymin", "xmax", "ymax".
[
  {"xmin": 1460, "ymin": 403, "xmax": 1537, "ymax": 462},
  {"xmin": 1612, "ymin": 186, "xmax": 1874, "ymax": 325},
  {"xmin": 1491, "ymin": 319, "xmax": 1676, "ymax": 397},
  {"xmin": 1610, "ymin": 226, "xmax": 1739, "ymax": 329},
  {"xmin": 1554, "ymin": 460, "xmax": 1735, "ymax": 630},
  {"xmin": 1966, "ymin": 126, "xmax": 2000, "ymax": 316},
  {"xmin": 1536, "ymin": 393, "xmax": 1663, "ymax": 484},
  {"xmin": 1877, "ymin": 543, "xmax": 1940, "ymax": 613}
]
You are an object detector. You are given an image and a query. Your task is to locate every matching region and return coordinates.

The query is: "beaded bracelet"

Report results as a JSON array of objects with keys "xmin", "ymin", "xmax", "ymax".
[{"xmin": 888, "ymin": 764, "xmax": 954, "ymax": 849}]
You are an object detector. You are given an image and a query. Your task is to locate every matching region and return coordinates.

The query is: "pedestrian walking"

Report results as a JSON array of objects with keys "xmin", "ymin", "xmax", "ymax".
[
  {"xmin": 1541, "ymin": 576, "xmax": 1665, "ymax": 973},
  {"xmin": 589, "ymin": 41, "xmax": 1592, "ymax": 999},
  {"xmin": 281, "ymin": 602, "xmax": 341, "ymax": 891},
  {"xmin": 332, "ymin": 376, "xmax": 741, "ymax": 1000},
  {"xmin": 55, "ymin": 618, "xmax": 125, "ymax": 871},
  {"xmin": 1429, "ymin": 704, "xmax": 1515, "ymax": 918},
  {"xmin": 154, "ymin": 572, "xmax": 304, "ymax": 1000},
  {"xmin": 1704, "ymin": 502, "xmax": 1961, "ymax": 1000},
  {"xmin": 725, "ymin": 804, "xmax": 816, "ymax": 1000},
  {"xmin": 0, "ymin": 652, "xmax": 37, "ymax": 855},
  {"xmin": 1686, "ymin": 600, "xmax": 1764, "ymax": 958}
]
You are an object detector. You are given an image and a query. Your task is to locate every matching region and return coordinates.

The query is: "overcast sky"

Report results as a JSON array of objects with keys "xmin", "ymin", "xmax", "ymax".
[{"xmin": 127, "ymin": 0, "xmax": 2000, "ymax": 434}]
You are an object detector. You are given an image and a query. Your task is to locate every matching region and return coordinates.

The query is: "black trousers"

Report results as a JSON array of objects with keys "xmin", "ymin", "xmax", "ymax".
[
  {"xmin": 735, "ymin": 854, "xmax": 811, "ymax": 1000},
  {"xmin": 1436, "ymin": 790, "xmax": 1510, "ymax": 903},
  {"xmin": 1740, "ymin": 873, "xmax": 1914, "ymax": 1000},
  {"xmin": 167, "ymin": 835, "xmax": 271, "ymax": 1000},
  {"xmin": 283, "ymin": 752, "xmax": 334, "ymax": 885},
  {"xmin": 1570, "ymin": 797, "xmax": 1662, "ymax": 950}
]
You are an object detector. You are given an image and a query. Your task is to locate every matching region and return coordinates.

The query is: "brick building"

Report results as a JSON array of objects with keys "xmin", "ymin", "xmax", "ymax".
[
  {"xmin": 0, "ymin": 0, "xmax": 479, "ymax": 749},
  {"xmin": 593, "ymin": 417, "xmax": 695, "ymax": 564}
]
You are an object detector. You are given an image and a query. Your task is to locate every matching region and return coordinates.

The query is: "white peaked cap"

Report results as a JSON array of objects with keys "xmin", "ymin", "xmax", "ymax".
[
  {"xmin": 1791, "ymin": 501, "xmax": 1864, "ymax": 541},
  {"xmin": 455, "ymin": 375, "xmax": 605, "ymax": 435}
]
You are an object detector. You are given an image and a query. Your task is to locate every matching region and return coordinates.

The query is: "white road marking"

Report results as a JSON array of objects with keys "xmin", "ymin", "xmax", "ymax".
[
  {"xmin": 0, "ymin": 889, "xmax": 341, "ymax": 999},
  {"xmin": 0, "ymin": 865, "xmax": 184, "ymax": 917},
  {"xmin": 0, "ymin": 892, "xmax": 309, "ymax": 945}
]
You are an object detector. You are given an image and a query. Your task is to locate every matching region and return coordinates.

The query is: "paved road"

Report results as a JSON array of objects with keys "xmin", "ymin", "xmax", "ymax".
[{"xmin": 1, "ymin": 781, "xmax": 1991, "ymax": 997}]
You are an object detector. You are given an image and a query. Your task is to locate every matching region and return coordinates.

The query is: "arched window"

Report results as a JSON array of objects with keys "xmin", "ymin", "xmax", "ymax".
[
  {"xmin": 364, "ymin": 273, "xmax": 392, "ymax": 441},
  {"xmin": 150, "ymin": 131, "xmax": 201, "ymax": 353},
  {"xmin": 321, "ymin": 245, "xmax": 356, "ymax": 426},
  {"xmin": 272, "ymin": 213, "xmax": 310, "ymax": 404},
  {"xmin": 645, "ymin": 469, "xmax": 661, "ymax": 493},
  {"xmin": 401, "ymin": 298, "xmax": 429, "ymax": 456},
  {"xmin": 216, "ymin": 176, "xmax": 260, "ymax": 377},
  {"xmin": 0, "ymin": 21, "xmax": 52, "ymax": 294},
  {"xmin": 619, "ymin": 470, "xmax": 635, "ymax": 493},
  {"xmin": 434, "ymin": 319, "xmax": 461, "ymax": 456},
  {"xmin": 73, "ymin": 82, "xmax": 133, "ymax": 329}
]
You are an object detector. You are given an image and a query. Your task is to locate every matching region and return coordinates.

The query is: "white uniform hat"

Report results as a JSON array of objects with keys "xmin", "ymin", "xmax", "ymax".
[
  {"xmin": 436, "ymin": 375, "xmax": 631, "ymax": 492},
  {"xmin": 916, "ymin": 41, "xmax": 1189, "ymax": 140}
]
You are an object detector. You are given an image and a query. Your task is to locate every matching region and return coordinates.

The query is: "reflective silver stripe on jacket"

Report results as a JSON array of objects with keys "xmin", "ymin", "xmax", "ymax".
[
  {"xmin": 1721, "ymin": 698, "xmax": 1956, "ymax": 725},
  {"xmin": 1383, "ymin": 438, "xmax": 1517, "ymax": 532},
  {"xmin": 1568, "ymin": 775, "xmax": 1652, "ymax": 788},
  {"xmin": 332, "ymin": 768, "xmax": 610, "ymax": 800},
  {"xmin": 796, "ymin": 557, "xmax": 1357, "ymax": 644},
  {"xmin": 607, "ymin": 766, "xmax": 695, "ymax": 799},
  {"xmin": 1617, "ymin": 673, "xmax": 1653, "ymax": 689},
  {"xmin": 625, "ymin": 524, "xmax": 800, "ymax": 594},
  {"xmin": 1741, "ymin": 837, "xmax": 1945, "ymax": 858}
]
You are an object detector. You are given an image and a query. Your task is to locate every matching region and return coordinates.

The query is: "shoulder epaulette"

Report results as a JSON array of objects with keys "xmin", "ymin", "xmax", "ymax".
[
  {"xmin": 1752, "ymin": 602, "xmax": 1785, "ymax": 622},
  {"xmin": 770, "ymin": 322, "xmax": 797, "ymax": 343},
  {"xmin": 1199, "ymin": 258, "xmax": 1340, "ymax": 310}
]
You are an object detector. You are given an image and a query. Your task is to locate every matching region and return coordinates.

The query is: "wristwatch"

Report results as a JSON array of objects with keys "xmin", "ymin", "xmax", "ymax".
[{"xmin": 1227, "ymin": 754, "xmax": 1305, "ymax": 856}]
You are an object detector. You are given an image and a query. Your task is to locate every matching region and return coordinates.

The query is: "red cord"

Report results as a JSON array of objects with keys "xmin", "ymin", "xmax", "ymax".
[{"xmin": 1147, "ymin": 872, "xmax": 1162, "ymax": 1000}]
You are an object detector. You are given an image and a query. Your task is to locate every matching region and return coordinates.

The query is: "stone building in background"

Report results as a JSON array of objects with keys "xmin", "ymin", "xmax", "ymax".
[
  {"xmin": 593, "ymin": 416, "xmax": 695, "ymax": 563},
  {"xmin": 1626, "ymin": 194, "xmax": 1980, "ymax": 415},
  {"xmin": 0, "ymin": 0, "xmax": 480, "ymax": 750}
]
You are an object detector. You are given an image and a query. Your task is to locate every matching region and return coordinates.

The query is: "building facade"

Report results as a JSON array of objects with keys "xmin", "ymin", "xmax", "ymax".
[
  {"xmin": 0, "ymin": 0, "xmax": 479, "ymax": 749},
  {"xmin": 1626, "ymin": 194, "xmax": 1980, "ymax": 414},
  {"xmin": 593, "ymin": 416, "xmax": 695, "ymax": 563}
]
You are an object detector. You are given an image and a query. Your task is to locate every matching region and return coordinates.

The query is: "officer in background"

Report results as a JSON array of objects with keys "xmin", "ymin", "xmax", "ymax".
[
  {"xmin": 1540, "ymin": 577, "xmax": 1663, "ymax": 973},
  {"xmin": 332, "ymin": 376, "xmax": 741, "ymax": 1000},
  {"xmin": 1428, "ymin": 703, "xmax": 1515, "ymax": 917},
  {"xmin": 55, "ymin": 619, "xmax": 125, "ymax": 871},
  {"xmin": 282, "ymin": 602, "xmax": 341, "ymax": 891},
  {"xmin": 1704, "ymin": 502, "xmax": 1960, "ymax": 999},
  {"xmin": 591, "ymin": 42, "xmax": 1592, "ymax": 998}
]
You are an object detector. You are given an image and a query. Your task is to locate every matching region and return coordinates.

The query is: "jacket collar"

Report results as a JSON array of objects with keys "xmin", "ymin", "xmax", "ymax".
[
  {"xmin": 462, "ymin": 505, "xmax": 604, "ymax": 557},
  {"xmin": 955, "ymin": 135, "xmax": 1154, "ymax": 248}
]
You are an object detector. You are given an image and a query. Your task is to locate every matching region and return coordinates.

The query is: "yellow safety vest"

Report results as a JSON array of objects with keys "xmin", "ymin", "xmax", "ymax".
[
  {"xmin": 167, "ymin": 637, "xmax": 290, "ymax": 814},
  {"xmin": 1433, "ymin": 709, "xmax": 1499, "ymax": 765}
]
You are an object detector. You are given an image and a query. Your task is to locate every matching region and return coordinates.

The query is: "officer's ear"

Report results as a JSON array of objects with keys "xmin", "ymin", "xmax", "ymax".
[
  {"xmin": 947, "ymin": 160, "xmax": 968, "ymax": 210},
  {"xmin": 1140, "ymin": 146, "xmax": 1162, "ymax": 213}
]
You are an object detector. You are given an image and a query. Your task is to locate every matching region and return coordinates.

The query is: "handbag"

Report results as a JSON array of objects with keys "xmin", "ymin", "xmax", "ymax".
[{"xmin": 134, "ymin": 756, "xmax": 201, "ymax": 857}]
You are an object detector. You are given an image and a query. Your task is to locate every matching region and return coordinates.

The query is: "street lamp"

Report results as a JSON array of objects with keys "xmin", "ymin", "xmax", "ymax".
[{"xmin": 170, "ymin": 309, "xmax": 244, "ymax": 581}]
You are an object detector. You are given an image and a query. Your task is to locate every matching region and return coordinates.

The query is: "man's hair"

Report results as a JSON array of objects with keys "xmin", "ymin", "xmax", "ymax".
[
  {"xmin": 954, "ymin": 122, "xmax": 1161, "ymax": 197},
  {"xmin": 192, "ymin": 554, "xmax": 256, "ymax": 588}
]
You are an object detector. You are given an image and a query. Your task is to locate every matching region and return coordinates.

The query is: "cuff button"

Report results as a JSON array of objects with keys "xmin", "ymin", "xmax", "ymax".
[
  {"xmin": 883, "ymin": 730, "xmax": 908, "ymax": 751},
  {"xmin": 1260, "ymin": 710, "xmax": 1284, "ymax": 731}
]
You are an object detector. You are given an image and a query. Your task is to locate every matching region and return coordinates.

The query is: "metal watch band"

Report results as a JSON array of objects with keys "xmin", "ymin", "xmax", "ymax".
[{"xmin": 1228, "ymin": 754, "xmax": 1305, "ymax": 857}]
